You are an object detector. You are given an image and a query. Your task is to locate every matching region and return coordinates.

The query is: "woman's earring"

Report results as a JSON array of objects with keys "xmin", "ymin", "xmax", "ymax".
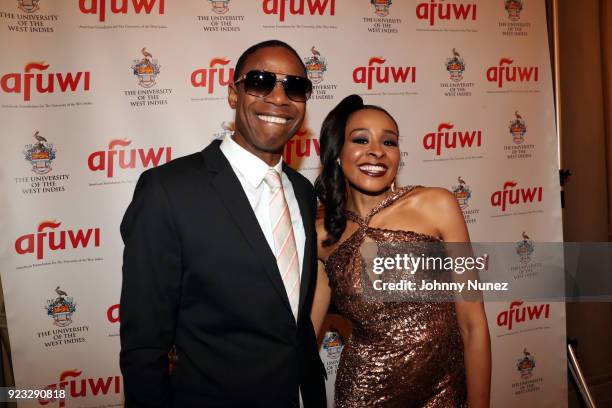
[
  {"xmin": 336, "ymin": 158, "xmax": 341, "ymax": 166},
  {"xmin": 391, "ymin": 181, "xmax": 396, "ymax": 192}
]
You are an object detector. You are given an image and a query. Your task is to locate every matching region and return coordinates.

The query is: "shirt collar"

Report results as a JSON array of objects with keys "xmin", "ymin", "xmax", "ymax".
[{"xmin": 220, "ymin": 133, "xmax": 283, "ymax": 188}]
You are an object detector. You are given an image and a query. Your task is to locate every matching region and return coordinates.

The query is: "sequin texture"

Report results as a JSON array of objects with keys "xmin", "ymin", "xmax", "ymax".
[{"xmin": 325, "ymin": 186, "xmax": 467, "ymax": 408}]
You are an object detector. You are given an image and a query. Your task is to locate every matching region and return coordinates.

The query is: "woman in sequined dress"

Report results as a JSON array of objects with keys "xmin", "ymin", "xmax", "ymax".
[{"xmin": 311, "ymin": 95, "xmax": 491, "ymax": 408}]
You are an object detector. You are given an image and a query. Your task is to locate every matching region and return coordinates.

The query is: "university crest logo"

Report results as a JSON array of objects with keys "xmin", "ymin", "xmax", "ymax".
[
  {"xmin": 45, "ymin": 286, "xmax": 77, "ymax": 327},
  {"xmin": 18, "ymin": 0, "xmax": 40, "ymax": 13},
  {"xmin": 517, "ymin": 348, "xmax": 536, "ymax": 379},
  {"xmin": 446, "ymin": 48, "xmax": 465, "ymax": 82},
  {"xmin": 304, "ymin": 46, "xmax": 328, "ymax": 85},
  {"xmin": 322, "ymin": 330, "xmax": 343, "ymax": 359},
  {"xmin": 452, "ymin": 176, "xmax": 472, "ymax": 209},
  {"xmin": 371, "ymin": 0, "xmax": 392, "ymax": 17},
  {"xmin": 23, "ymin": 131, "xmax": 56, "ymax": 174},
  {"xmin": 209, "ymin": 0, "xmax": 230, "ymax": 14},
  {"xmin": 516, "ymin": 232, "xmax": 534, "ymax": 264},
  {"xmin": 504, "ymin": 0, "xmax": 524, "ymax": 21},
  {"xmin": 131, "ymin": 47, "xmax": 160, "ymax": 88},
  {"xmin": 509, "ymin": 110, "xmax": 527, "ymax": 145}
]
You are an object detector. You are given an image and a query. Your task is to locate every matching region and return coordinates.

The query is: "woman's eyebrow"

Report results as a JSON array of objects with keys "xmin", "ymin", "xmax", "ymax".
[
  {"xmin": 382, "ymin": 129, "xmax": 399, "ymax": 136},
  {"xmin": 348, "ymin": 128, "xmax": 370, "ymax": 135}
]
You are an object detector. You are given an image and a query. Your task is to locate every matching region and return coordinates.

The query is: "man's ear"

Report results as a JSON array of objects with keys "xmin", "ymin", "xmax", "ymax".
[{"xmin": 228, "ymin": 83, "xmax": 238, "ymax": 109}]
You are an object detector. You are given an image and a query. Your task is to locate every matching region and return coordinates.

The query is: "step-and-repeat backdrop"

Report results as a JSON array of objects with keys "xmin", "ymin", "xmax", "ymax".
[{"xmin": 0, "ymin": 0, "xmax": 566, "ymax": 406}]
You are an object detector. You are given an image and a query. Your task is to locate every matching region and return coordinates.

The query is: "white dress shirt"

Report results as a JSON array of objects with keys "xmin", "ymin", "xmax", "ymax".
[{"xmin": 219, "ymin": 133, "xmax": 305, "ymax": 279}]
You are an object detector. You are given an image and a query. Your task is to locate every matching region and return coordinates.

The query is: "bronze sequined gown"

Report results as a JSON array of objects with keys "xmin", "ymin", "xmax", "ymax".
[{"xmin": 325, "ymin": 186, "xmax": 467, "ymax": 408}]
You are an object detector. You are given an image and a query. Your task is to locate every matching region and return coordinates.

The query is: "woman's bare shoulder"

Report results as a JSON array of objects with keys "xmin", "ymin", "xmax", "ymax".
[
  {"xmin": 394, "ymin": 186, "xmax": 462, "ymax": 233},
  {"xmin": 397, "ymin": 185, "xmax": 456, "ymax": 211}
]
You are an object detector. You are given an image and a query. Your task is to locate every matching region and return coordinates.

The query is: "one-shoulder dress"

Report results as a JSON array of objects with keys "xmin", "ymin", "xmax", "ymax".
[{"xmin": 325, "ymin": 186, "xmax": 467, "ymax": 408}]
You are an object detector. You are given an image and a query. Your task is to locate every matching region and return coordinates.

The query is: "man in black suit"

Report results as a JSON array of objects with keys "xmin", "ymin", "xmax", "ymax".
[{"xmin": 120, "ymin": 40, "xmax": 327, "ymax": 408}]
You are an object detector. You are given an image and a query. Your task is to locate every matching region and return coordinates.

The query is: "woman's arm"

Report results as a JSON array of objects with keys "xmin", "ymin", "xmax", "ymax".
[
  {"xmin": 429, "ymin": 188, "xmax": 492, "ymax": 408},
  {"xmin": 455, "ymin": 296, "xmax": 491, "ymax": 408},
  {"xmin": 311, "ymin": 260, "xmax": 332, "ymax": 339}
]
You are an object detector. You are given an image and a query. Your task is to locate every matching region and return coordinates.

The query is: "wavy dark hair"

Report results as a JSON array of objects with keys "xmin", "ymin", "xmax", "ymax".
[{"xmin": 315, "ymin": 94, "xmax": 399, "ymax": 246}]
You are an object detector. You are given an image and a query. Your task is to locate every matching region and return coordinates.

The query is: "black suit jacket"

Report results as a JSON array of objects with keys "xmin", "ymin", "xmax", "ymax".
[{"xmin": 120, "ymin": 140, "xmax": 326, "ymax": 408}]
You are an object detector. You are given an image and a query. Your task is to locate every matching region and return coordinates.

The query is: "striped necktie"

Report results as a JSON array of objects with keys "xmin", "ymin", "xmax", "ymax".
[{"xmin": 264, "ymin": 169, "xmax": 300, "ymax": 320}]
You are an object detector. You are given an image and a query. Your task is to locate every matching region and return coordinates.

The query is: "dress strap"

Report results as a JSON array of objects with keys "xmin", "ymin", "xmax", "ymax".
[
  {"xmin": 344, "ymin": 209, "xmax": 366, "ymax": 227},
  {"xmin": 344, "ymin": 185, "xmax": 421, "ymax": 226}
]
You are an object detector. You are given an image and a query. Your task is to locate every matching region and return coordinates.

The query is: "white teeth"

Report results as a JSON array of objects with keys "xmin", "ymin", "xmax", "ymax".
[
  {"xmin": 359, "ymin": 165, "xmax": 386, "ymax": 172},
  {"xmin": 257, "ymin": 115, "xmax": 288, "ymax": 124}
]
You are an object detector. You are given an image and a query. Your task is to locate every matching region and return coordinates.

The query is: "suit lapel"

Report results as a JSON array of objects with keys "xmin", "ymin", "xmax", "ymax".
[
  {"xmin": 202, "ymin": 142, "xmax": 293, "ymax": 317},
  {"xmin": 283, "ymin": 163, "xmax": 314, "ymax": 324}
]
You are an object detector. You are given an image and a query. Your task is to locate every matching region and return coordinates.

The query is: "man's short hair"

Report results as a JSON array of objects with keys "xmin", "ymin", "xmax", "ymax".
[{"xmin": 233, "ymin": 40, "xmax": 308, "ymax": 81}]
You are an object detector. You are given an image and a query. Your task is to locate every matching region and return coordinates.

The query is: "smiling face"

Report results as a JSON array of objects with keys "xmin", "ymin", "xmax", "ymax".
[
  {"xmin": 228, "ymin": 46, "xmax": 307, "ymax": 166},
  {"xmin": 340, "ymin": 108, "xmax": 400, "ymax": 194}
]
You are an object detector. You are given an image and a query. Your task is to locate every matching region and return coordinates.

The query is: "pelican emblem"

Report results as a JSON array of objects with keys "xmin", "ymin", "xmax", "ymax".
[
  {"xmin": 55, "ymin": 286, "xmax": 68, "ymax": 298},
  {"xmin": 142, "ymin": 47, "xmax": 153, "ymax": 60},
  {"xmin": 34, "ymin": 131, "xmax": 47, "ymax": 145}
]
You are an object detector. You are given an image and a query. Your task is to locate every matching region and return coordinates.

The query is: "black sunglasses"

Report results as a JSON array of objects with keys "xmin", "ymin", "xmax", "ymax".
[{"xmin": 234, "ymin": 70, "xmax": 312, "ymax": 102}]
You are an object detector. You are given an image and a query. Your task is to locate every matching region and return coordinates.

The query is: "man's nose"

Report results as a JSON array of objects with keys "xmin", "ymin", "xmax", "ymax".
[{"xmin": 265, "ymin": 81, "xmax": 289, "ymax": 105}]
